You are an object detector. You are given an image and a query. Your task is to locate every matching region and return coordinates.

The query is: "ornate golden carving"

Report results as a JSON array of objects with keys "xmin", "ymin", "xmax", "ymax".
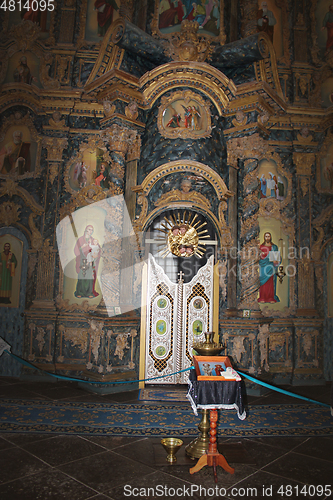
[
  {"xmin": 296, "ymin": 126, "xmax": 314, "ymax": 144},
  {"xmin": 157, "ymin": 90, "xmax": 211, "ymax": 139},
  {"xmin": 163, "ymin": 20, "xmax": 213, "ymax": 63},
  {"xmin": 55, "ymin": 55, "xmax": 72, "ymax": 84},
  {"xmin": 8, "ymin": 21, "xmax": 41, "ymax": 51},
  {"xmin": 42, "ymin": 137, "xmax": 68, "ymax": 162},
  {"xmin": 56, "ymin": 295, "xmax": 98, "ymax": 312},
  {"xmin": 59, "ymin": 324, "xmax": 89, "ymax": 354},
  {"xmin": 40, "ymin": 53, "xmax": 61, "ymax": 90},
  {"xmin": 133, "ymin": 190, "xmax": 148, "ymax": 233},
  {"xmin": 154, "ymin": 184, "xmax": 211, "ymax": 211},
  {"xmin": 157, "ymin": 213, "xmax": 209, "ymax": 258},
  {"xmin": 218, "ymin": 200, "xmax": 228, "ymax": 228},
  {"xmin": 103, "ymin": 100, "xmax": 116, "ymax": 117},
  {"xmin": 231, "ymin": 110, "xmax": 247, "ymax": 128},
  {"xmin": 140, "ymin": 61, "xmax": 236, "ymax": 115},
  {"xmin": 227, "ymin": 134, "xmax": 270, "ymax": 168},
  {"xmin": 139, "ymin": 160, "xmax": 232, "ymax": 200},
  {"xmin": 102, "ymin": 125, "xmax": 137, "ymax": 158},
  {"xmin": 0, "ymin": 178, "xmax": 43, "ymax": 214},
  {"xmin": 47, "ymin": 111, "xmax": 67, "ymax": 130},
  {"xmin": 293, "ymin": 152, "xmax": 315, "ymax": 176},
  {"xmin": 0, "ymin": 201, "xmax": 20, "ymax": 226},
  {"xmin": 125, "ymin": 101, "xmax": 138, "ymax": 120},
  {"xmin": 133, "ymin": 161, "xmax": 233, "ymax": 249},
  {"xmin": 114, "ymin": 333, "xmax": 130, "ymax": 360}
]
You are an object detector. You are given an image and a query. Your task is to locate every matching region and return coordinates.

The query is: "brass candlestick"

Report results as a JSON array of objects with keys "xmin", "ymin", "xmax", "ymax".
[
  {"xmin": 186, "ymin": 332, "xmax": 223, "ymax": 460},
  {"xmin": 193, "ymin": 332, "xmax": 224, "ymax": 356},
  {"xmin": 161, "ymin": 438, "xmax": 183, "ymax": 463},
  {"xmin": 184, "ymin": 408, "xmax": 210, "ymax": 459}
]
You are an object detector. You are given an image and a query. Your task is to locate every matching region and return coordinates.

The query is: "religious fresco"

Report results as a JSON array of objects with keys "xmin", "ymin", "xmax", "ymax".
[
  {"xmin": 58, "ymin": 205, "xmax": 106, "ymax": 305},
  {"xmin": 85, "ymin": 0, "xmax": 120, "ymax": 42},
  {"xmin": 65, "ymin": 144, "xmax": 113, "ymax": 193},
  {"xmin": 315, "ymin": 0, "xmax": 333, "ymax": 59},
  {"xmin": 4, "ymin": 51, "xmax": 41, "ymax": 87},
  {"xmin": 257, "ymin": 158, "xmax": 288, "ymax": 202},
  {"xmin": 153, "ymin": 0, "xmax": 223, "ymax": 38},
  {"xmin": 0, "ymin": 234, "xmax": 23, "ymax": 309},
  {"xmin": 257, "ymin": 217, "xmax": 291, "ymax": 313},
  {"xmin": 158, "ymin": 90, "xmax": 211, "ymax": 139},
  {"xmin": 316, "ymin": 131, "xmax": 333, "ymax": 192},
  {"xmin": 0, "ymin": 123, "xmax": 39, "ymax": 178}
]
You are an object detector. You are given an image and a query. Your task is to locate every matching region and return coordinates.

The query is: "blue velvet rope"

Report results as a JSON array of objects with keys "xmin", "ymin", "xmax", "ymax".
[
  {"xmin": 3, "ymin": 349, "xmax": 331, "ymax": 408},
  {"xmin": 237, "ymin": 370, "xmax": 331, "ymax": 409},
  {"xmin": 4, "ymin": 350, "xmax": 193, "ymax": 384}
]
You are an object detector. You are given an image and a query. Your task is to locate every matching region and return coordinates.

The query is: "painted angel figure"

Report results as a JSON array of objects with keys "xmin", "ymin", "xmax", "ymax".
[
  {"xmin": 73, "ymin": 162, "xmax": 89, "ymax": 188},
  {"xmin": 191, "ymin": 105, "xmax": 201, "ymax": 130},
  {"xmin": 181, "ymin": 105, "xmax": 193, "ymax": 128}
]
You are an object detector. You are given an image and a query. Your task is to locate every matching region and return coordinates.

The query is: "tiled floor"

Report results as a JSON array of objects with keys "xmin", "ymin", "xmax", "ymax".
[{"xmin": 0, "ymin": 376, "xmax": 332, "ymax": 500}]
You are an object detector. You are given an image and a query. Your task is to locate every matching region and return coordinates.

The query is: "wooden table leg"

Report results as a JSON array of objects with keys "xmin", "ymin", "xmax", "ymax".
[{"xmin": 189, "ymin": 409, "xmax": 235, "ymax": 481}]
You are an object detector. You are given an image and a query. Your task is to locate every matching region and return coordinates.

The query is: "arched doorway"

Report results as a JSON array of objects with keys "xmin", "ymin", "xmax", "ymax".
[{"xmin": 140, "ymin": 209, "xmax": 220, "ymax": 385}]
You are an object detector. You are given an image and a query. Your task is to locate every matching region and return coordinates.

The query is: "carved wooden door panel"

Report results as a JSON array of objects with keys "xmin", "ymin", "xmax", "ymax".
[{"xmin": 145, "ymin": 254, "xmax": 214, "ymax": 385}]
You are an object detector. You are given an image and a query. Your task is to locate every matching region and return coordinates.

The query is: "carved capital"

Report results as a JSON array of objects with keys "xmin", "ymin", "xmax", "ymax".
[
  {"xmin": 227, "ymin": 133, "xmax": 269, "ymax": 167},
  {"xmin": 102, "ymin": 125, "xmax": 137, "ymax": 158},
  {"xmin": 42, "ymin": 137, "xmax": 68, "ymax": 162},
  {"xmin": 293, "ymin": 153, "xmax": 315, "ymax": 176}
]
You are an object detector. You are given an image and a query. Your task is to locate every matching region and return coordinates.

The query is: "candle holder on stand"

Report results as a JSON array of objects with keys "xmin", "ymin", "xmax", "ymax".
[{"xmin": 185, "ymin": 332, "xmax": 224, "ymax": 460}]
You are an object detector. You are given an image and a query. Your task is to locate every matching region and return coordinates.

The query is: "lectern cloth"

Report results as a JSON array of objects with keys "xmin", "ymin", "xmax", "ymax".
[{"xmin": 187, "ymin": 369, "xmax": 246, "ymax": 420}]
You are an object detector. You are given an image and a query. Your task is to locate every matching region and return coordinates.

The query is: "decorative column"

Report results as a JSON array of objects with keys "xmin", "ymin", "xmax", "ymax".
[
  {"xmin": 34, "ymin": 137, "xmax": 67, "ymax": 308},
  {"xmin": 239, "ymin": 0, "xmax": 258, "ymax": 38},
  {"xmin": 226, "ymin": 146, "xmax": 239, "ymax": 314},
  {"xmin": 121, "ymin": 133, "xmax": 141, "ymax": 309},
  {"xmin": 227, "ymin": 134, "xmax": 267, "ymax": 316},
  {"xmin": 99, "ymin": 124, "xmax": 137, "ymax": 314},
  {"xmin": 293, "ymin": 152, "xmax": 317, "ymax": 316},
  {"xmin": 58, "ymin": 0, "xmax": 76, "ymax": 45}
]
